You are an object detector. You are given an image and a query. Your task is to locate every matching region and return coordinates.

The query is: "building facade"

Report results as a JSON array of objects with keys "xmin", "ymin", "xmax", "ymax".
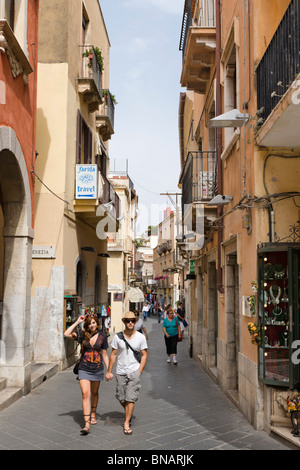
[
  {"xmin": 178, "ymin": 0, "xmax": 300, "ymax": 440},
  {"xmin": 153, "ymin": 208, "xmax": 180, "ymax": 309},
  {"xmin": 107, "ymin": 170, "xmax": 138, "ymax": 333},
  {"xmin": 0, "ymin": 0, "xmax": 39, "ymax": 394},
  {"xmin": 32, "ymin": 0, "xmax": 118, "ymax": 369}
]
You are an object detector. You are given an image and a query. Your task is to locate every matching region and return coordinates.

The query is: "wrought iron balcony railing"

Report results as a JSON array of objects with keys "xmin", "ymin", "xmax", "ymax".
[
  {"xmin": 179, "ymin": 151, "xmax": 218, "ymax": 211},
  {"xmin": 179, "ymin": 0, "xmax": 216, "ymax": 61},
  {"xmin": 78, "ymin": 45, "xmax": 103, "ymax": 112},
  {"xmin": 257, "ymin": 0, "xmax": 300, "ymax": 123}
]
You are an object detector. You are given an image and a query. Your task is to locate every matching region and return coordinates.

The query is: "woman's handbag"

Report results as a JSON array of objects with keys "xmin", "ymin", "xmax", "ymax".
[
  {"xmin": 73, "ymin": 361, "xmax": 80, "ymax": 375},
  {"xmin": 175, "ymin": 316, "xmax": 182, "ymax": 342},
  {"xmin": 183, "ymin": 320, "xmax": 188, "ymax": 328}
]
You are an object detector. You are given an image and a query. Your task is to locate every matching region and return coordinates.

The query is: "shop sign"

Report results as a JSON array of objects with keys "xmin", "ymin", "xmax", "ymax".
[
  {"xmin": 76, "ymin": 164, "xmax": 98, "ymax": 199},
  {"xmin": 190, "ymin": 260, "xmax": 195, "ymax": 274},
  {"xmin": 113, "ymin": 293, "xmax": 123, "ymax": 302},
  {"xmin": 32, "ymin": 246, "xmax": 56, "ymax": 259}
]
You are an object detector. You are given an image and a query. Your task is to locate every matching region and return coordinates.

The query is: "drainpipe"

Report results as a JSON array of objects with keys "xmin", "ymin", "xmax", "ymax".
[{"xmin": 216, "ymin": 0, "xmax": 224, "ymax": 293}]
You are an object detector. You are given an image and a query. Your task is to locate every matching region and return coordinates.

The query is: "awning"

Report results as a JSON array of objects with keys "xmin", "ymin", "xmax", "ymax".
[{"xmin": 127, "ymin": 287, "xmax": 144, "ymax": 303}]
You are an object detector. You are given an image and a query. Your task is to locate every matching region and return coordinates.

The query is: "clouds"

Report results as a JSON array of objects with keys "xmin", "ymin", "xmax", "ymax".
[{"xmin": 100, "ymin": 0, "xmax": 183, "ymax": 234}]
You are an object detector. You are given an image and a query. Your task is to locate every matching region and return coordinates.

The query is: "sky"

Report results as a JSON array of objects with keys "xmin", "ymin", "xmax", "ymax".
[{"xmin": 99, "ymin": 0, "xmax": 184, "ymax": 236}]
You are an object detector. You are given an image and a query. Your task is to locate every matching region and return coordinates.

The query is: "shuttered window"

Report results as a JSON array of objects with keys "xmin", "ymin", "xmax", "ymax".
[{"xmin": 76, "ymin": 111, "xmax": 92, "ymax": 164}]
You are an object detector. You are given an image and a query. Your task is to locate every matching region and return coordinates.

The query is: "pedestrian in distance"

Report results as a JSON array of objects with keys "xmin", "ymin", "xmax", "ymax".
[
  {"xmin": 162, "ymin": 307, "xmax": 181, "ymax": 365},
  {"xmin": 142, "ymin": 302, "xmax": 149, "ymax": 321},
  {"xmin": 105, "ymin": 312, "xmax": 148, "ymax": 435},
  {"xmin": 157, "ymin": 306, "xmax": 163, "ymax": 323},
  {"xmin": 176, "ymin": 301, "xmax": 186, "ymax": 338},
  {"xmin": 64, "ymin": 314, "xmax": 109, "ymax": 435},
  {"xmin": 134, "ymin": 310, "xmax": 149, "ymax": 340}
]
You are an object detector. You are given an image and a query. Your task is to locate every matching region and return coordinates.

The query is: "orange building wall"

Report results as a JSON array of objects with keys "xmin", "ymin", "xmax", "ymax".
[{"xmin": 0, "ymin": 0, "xmax": 39, "ymax": 227}]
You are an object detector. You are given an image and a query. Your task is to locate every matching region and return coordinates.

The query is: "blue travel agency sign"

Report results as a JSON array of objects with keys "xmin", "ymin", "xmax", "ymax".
[{"xmin": 76, "ymin": 164, "xmax": 98, "ymax": 199}]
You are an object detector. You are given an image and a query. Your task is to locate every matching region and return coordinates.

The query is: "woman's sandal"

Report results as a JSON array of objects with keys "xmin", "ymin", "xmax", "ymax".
[
  {"xmin": 124, "ymin": 428, "xmax": 133, "ymax": 435},
  {"xmin": 91, "ymin": 406, "xmax": 98, "ymax": 425},
  {"xmin": 80, "ymin": 414, "xmax": 91, "ymax": 435}
]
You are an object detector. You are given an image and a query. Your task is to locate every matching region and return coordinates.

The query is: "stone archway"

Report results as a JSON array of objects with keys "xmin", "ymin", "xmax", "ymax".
[{"xmin": 0, "ymin": 126, "xmax": 33, "ymax": 394}]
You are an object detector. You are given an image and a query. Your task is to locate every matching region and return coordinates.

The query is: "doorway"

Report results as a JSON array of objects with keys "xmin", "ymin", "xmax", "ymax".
[{"xmin": 0, "ymin": 128, "xmax": 33, "ymax": 392}]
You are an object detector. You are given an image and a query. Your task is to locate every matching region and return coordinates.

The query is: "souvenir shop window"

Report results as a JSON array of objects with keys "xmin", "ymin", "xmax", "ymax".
[
  {"xmin": 64, "ymin": 296, "xmax": 78, "ymax": 330},
  {"xmin": 257, "ymin": 244, "xmax": 300, "ymax": 388}
]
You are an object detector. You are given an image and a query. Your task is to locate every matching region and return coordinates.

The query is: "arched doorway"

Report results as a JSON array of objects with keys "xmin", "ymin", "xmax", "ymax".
[{"xmin": 0, "ymin": 127, "xmax": 33, "ymax": 394}]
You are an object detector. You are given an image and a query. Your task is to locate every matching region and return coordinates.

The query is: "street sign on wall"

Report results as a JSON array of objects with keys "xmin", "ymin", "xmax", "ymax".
[{"xmin": 75, "ymin": 164, "xmax": 98, "ymax": 199}]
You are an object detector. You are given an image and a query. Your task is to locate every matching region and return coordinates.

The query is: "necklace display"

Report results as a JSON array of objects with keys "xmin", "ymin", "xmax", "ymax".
[
  {"xmin": 269, "ymin": 285, "xmax": 281, "ymax": 305},
  {"xmin": 282, "ymin": 286, "xmax": 289, "ymax": 303},
  {"xmin": 274, "ymin": 263, "xmax": 285, "ymax": 279}
]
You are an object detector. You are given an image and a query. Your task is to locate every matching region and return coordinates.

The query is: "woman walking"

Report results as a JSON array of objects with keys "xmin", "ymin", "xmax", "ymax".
[
  {"xmin": 162, "ymin": 307, "xmax": 181, "ymax": 365},
  {"xmin": 64, "ymin": 314, "xmax": 109, "ymax": 435}
]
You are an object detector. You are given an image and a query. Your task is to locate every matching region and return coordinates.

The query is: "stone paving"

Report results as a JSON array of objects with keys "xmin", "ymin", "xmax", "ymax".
[{"xmin": 0, "ymin": 317, "xmax": 294, "ymax": 451}]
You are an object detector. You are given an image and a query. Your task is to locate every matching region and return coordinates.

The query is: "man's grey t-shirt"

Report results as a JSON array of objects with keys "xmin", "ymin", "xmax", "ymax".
[{"xmin": 111, "ymin": 331, "xmax": 148, "ymax": 375}]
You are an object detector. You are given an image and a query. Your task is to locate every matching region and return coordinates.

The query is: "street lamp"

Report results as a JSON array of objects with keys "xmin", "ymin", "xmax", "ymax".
[
  {"xmin": 206, "ymin": 195, "xmax": 233, "ymax": 206},
  {"xmin": 209, "ymin": 109, "xmax": 250, "ymax": 128}
]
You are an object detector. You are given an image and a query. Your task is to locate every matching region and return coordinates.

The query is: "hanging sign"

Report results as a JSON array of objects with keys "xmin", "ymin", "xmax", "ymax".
[
  {"xmin": 190, "ymin": 260, "xmax": 195, "ymax": 274},
  {"xmin": 76, "ymin": 164, "xmax": 98, "ymax": 199}
]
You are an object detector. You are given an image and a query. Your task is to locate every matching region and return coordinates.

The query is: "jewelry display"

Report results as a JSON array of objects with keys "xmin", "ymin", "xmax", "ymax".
[
  {"xmin": 258, "ymin": 247, "xmax": 300, "ymax": 388},
  {"xmin": 279, "ymin": 330, "xmax": 289, "ymax": 348},
  {"xmin": 282, "ymin": 286, "xmax": 289, "ymax": 303},
  {"xmin": 264, "ymin": 263, "xmax": 274, "ymax": 280},
  {"xmin": 274, "ymin": 263, "xmax": 285, "ymax": 279},
  {"xmin": 269, "ymin": 285, "xmax": 281, "ymax": 305}
]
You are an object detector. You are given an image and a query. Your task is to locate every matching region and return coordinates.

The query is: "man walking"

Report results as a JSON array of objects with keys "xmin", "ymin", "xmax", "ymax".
[{"xmin": 105, "ymin": 312, "xmax": 148, "ymax": 435}]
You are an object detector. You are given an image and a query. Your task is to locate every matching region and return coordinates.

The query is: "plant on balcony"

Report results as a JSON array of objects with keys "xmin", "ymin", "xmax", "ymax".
[
  {"xmin": 102, "ymin": 89, "xmax": 118, "ymax": 105},
  {"xmin": 82, "ymin": 46, "xmax": 104, "ymax": 72}
]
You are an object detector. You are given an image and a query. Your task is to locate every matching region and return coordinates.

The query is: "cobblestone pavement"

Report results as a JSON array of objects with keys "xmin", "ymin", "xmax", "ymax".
[{"xmin": 0, "ymin": 317, "xmax": 293, "ymax": 452}]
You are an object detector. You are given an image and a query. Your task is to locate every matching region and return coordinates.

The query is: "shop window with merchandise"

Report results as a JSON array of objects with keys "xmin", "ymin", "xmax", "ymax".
[{"xmin": 257, "ymin": 243, "xmax": 300, "ymax": 388}]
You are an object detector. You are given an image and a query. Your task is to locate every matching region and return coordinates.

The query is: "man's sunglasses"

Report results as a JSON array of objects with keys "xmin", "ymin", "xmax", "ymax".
[{"xmin": 124, "ymin": 319, "xmax": 136, "ymax": 324}]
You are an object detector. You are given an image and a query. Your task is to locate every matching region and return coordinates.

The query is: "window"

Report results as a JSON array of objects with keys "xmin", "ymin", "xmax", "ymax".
[
  {"xmin": 76, "ymin": 111, "xmax": 92, "ymax": 164},
  {"xmin": 1, "ymin": 0, "xmax": 15, "ymax": 30},
  {"xmin": 224, "ymin": 43, "xmax": 238, "ymax": 146},
  {"xmin": 82, "ymin": 4, "xmax": 89, "ymax": 45}
]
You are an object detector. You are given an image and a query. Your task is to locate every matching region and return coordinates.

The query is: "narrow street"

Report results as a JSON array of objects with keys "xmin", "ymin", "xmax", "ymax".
[{"xmin": 0, "ymin": 317, "xmax": 292, "ymax": 451}]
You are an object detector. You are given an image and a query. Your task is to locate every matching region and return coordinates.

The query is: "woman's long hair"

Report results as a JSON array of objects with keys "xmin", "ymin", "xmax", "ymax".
[{"xmin": 80, "ymin": 315, "xmax": 100, "ymax": 356}]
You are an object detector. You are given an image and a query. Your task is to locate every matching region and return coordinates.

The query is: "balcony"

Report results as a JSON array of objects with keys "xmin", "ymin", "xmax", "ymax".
[
  {"xmin": 77, "ymin": 45, "xmax": 103, "ymax": 113},
  {"xmin": 96, "ymin": 89, "xmax": 115, "ymax": 141},
  {"xmin": 179, "ymin": 151, "xmax": 217, "ymax": 210},
  {"xmin": 108, "ymin": 236, "xmax": 133, "ymax": 254},
  {"xmin": 179, "ymin": 0, "xmax": 216, "ymax": 93},
  {"xmin": 0, "ymin": 19, "xmax": 33, "ymax": 83},
  {"xmin": 256, "ymin": 0, "xmax": 300, "ymax": 148},
  {"xmin": 157, "ymin": 240, "xmax": 172, "ymax": 256},
  {"xmin": 73, "ymin": 164, "xmax": 120, "ymax": 230}
]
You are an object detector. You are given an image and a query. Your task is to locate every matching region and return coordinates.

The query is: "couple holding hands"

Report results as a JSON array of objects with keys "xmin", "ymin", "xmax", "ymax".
[{"xmin": 64, "ymin": 311, "xmax": 147, "ymax": 436}]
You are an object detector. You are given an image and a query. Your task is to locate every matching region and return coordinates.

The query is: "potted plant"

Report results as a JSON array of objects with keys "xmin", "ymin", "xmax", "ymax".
[
  {"xmin": 102, "ymin": 89, "xmax": 118, "ymax": 105},
  {"xmin": 82, "ymin": 47, "xmax": 104, "ymax": 72}
]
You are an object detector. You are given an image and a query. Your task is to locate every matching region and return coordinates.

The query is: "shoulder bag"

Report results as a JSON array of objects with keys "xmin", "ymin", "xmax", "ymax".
[
  {"xmin": 117, "ymin": 332, "xmax": 142, "ymax": 363},
  {"xmin": 175, "ymin": 316, "xmax": 182, "ymax": 342}
]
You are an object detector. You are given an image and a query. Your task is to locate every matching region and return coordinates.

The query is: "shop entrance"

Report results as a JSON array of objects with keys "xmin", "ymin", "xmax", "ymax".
[{"xmin": 0, "ymin": 128, "xmax": 33, "ymax": 393}]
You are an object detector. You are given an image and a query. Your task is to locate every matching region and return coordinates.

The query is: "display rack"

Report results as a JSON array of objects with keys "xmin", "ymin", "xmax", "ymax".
[{"xmin": 257, "ymin": 244, "xmax": 300, "ymax": 388}]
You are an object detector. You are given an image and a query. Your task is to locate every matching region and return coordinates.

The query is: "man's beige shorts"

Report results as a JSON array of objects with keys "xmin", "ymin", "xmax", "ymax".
[{"xmin": 115, "ymin": 369, "xmax": 141, "ymax": 403}]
